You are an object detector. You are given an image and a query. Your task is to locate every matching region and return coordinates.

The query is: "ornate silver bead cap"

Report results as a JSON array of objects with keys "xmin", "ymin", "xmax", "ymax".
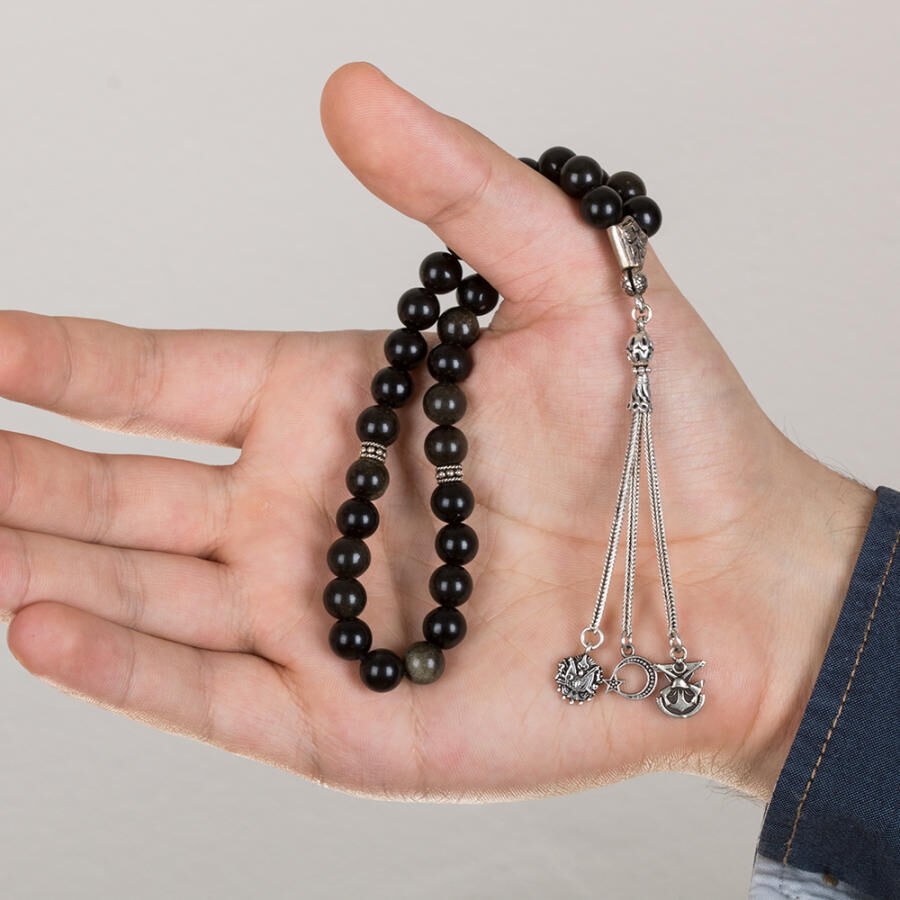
[{"xmin": 626, "ymin": 331, "xmax": 654, "ymax": 364}]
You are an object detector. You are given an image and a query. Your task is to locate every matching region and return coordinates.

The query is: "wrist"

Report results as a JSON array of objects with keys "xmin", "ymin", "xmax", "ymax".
[{"xmin": 728, "ymin": 440, "xmax": 876, "ymax": 799}]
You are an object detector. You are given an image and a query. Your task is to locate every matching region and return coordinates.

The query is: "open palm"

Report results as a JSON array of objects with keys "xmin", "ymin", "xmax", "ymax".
[{"xmin": 3, "ymin": 63, "xmax": 873, "ymax": 803}]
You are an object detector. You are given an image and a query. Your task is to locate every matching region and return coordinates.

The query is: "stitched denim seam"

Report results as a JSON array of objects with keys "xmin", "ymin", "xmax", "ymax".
[{"xmin": 781, "ymin": 525, "xmax": 900, "ymax": 865}]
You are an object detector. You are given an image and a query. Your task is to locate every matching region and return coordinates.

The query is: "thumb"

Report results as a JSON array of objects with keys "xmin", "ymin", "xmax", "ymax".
[{"xmin": 319, "ymin": 61, "xmax": 680, "ymax": 329}]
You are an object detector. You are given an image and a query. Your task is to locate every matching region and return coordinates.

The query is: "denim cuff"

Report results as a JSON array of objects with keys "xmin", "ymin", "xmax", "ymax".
[{"xmin": 754, "ymin": 484, "xmax": 900, "ymax": 899}]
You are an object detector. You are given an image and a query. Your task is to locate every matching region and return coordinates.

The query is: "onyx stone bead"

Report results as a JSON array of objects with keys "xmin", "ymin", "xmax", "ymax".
[
  {"xmin": 371, "ymin": 366, "xmax": 413, "ymax": 408},
  {"xmin": 359, "ymin": 648, "xmax": 405, "ymax": 692},
  {"xmin": 419, "ymin": 251, "xmax": 463, "ymax": 294},
  {"xmin": 437, "ymin": 307, "xmax": 480, "ymax": 348},
  {"xmin": 427, "ymin": 343, "xmax": 472, "ymax": 383},
  {"xmin": 397, "ymin": 287, "xmax": 440, "ymax": 330},
  {"xmin": 327, "ymin": 536, "xmax": 371, "ymax": 578},
  {"xmin": 457, "ymin": 274, "xmax": 499, "ymax": 317},
  {"xmin": 423, "ymin": 606, "xmax": 467, "ymax": 650},
  {"xmin": 538, "ymin": 146, "xmax": 576, "ymax": 184},
  {"xmin": 431, "ymin": 481, "xmax": 474, "ymax": 523},
  {"xmin": 384, "ymin": 327, "xmax": 428, "ymax": 370},
  {"xmin": 404, "ymin": 641, "xmax": 445, "ymax": 684},
  {"xmin": 429, "ymin": 564, "xmax": 472, "ymax": 606},
  {"xmin": 518, "ymin": 156, "xmax": 540, "ymax": 171},
  {"xmin": 336, "ymin": 497, "xmax": 380, "ymax": 539},
  {"xmin": 424, "ymin": 426, "xmax": 468, "ymax": 466},
  {"xmin": 323, "ymin": 577, "xmax": 367, "ymax": 619},
  {"xmin": 355, "ymin": 404, "xmax": 399, "ymax": 446},
  {"xmin": 623, "ymin": 195, "xmax": 662, "ymax": 237},
  {"xmin": 559, "ymin": 155, "xmax": 608, "ymax": 198},
  {"xmin": 423, "ymin": 383, "xmax": 467, "ymax": 425},
  {"xmin": 607, "ymin": 171, "xmax": 646, "ymax": 202},
  {"xmin": 580, "ymin": 185, "xmax": 624, "ymax": 228},
  {"xmin": 435, "ymin": 523, "xmax": 479, "ymax": 565},
  {"xmin": 329, "ymin": 617, "xmax": 372, "ymax": 660},
  {"xmin": 346, "ymin": 458, "xmax": 389, "ymax": 500}
]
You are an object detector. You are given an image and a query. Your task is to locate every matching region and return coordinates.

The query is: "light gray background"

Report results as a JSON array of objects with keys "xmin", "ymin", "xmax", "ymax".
[{"xmin": 1, "ymin": 2, "xmax": 898, "ymax": 897}]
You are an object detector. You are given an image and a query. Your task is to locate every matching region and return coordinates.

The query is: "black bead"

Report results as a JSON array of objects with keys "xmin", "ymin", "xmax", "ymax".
[
  {"xmin": 423, "ymin": 606, "xmax": 467, "ymax": 650},
  {"xmin": 371, "ymin": 366, "xmax": 413, "ymax": 408},
  {"xmin": 537, "ymin": 146, "xmax": 576, "ymax": 184},
  {"xmin": 336, "ymin": 497, "xmax": 380, "ymax": 539},
  {"xmin": 327, "ymin": 536, "xmax": 371, "ymax": 578},
  {"xmin": 419, "ymin": 251, "xmax": 463, "ymax": 295},
  {"xmin": 518, "ymin": 156, "xmax": 540, "ymax": 171},
  {"xmin": 559, "ymin": 155, "xmax": 608, "ymax": 198},
  {"xmin": 329, "ymin": 617, "xmax": 372, "ymax": 660},
  {"xmin": 445, "ymin": 245, "xmax": 459, "ymax": 258},
  {"xmin": 580, "ymin": 185, "xmax": 624, "ymax": 228},
  {"xmin": 355, "ymin": 404, "xmax": 399, "ymax": 446},
  {"xmin": 431, "ymin": 481, "xmax": 474, "ymax": 523},
  {"xmin": 457, "ymin": 274, "xmax": 499, "ymax": 316},
  {"xmin": 397, "ymin": 287, "xmax": 440, "ymax": 330},
  {"xmin": 423, "ymin": 383, "xmax": 467, "ymax": 425},
  {"xmin": 429, "ymin": 564, "xmax": 473, "ymax": 606},
  {"xmin": 606, "ymin": 171, "xmax": 646, "ymax": 202},
  {"xmin": 323, "ymin": 577, "xmax": 367, "ymax": 619},
  {"xmin": 383, "ymin": 327, "xmax": 428, "ymax": 370},
  {"xmin": 435, "ymin": 523, "xmax": 479, "ymax": 565},
  {"xmin": 437, "ymin": 307, "xmax": 480, "ymax": 348},
  {"xmin": 623, "ymin": 195, "xmax": 662, "ymax": 237},
  {"xmin": 359, "ymin": 648, "xmax": 405, "ymax": 692},
  {"xmin": 346, "ymin": 458, "xmax": 389, "ymax": 500},
  {"xmin": 424, "ymin": 426, "xmax": 468, "ymax": 466},
  {"xmin": 427, "ymin": 343, "xmax": 472, "ymax": 383}
]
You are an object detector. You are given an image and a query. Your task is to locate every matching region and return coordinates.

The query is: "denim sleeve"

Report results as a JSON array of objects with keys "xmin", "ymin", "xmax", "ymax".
[{"xmin": 749, "ymin": 484, "xmax": 900, "ymax": 900}]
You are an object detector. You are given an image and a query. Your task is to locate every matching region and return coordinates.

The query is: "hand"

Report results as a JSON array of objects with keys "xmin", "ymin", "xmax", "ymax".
[{"xmin": 2, "ymin": 62, "xmax": 875, "ymax": 802}]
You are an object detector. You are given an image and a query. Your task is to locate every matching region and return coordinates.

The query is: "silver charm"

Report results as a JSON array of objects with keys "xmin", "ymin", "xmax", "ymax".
[
  {"xmin": 604, "ymin": 654, "xmax": 658, "ymax": 700},
  {"xmin": 555, "ymin": 653, "xmax": 604, "ymax": 704},
  {"xmin": 655, "ymin": 659, "xmax": 706, "ymax": 718},
  {"xmin": 553, "ymin": 213, "xmax": 708, "ymax": 718}
]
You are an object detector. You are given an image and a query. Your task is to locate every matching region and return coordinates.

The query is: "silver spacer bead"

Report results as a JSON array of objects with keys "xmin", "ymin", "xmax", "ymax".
[
  {"xmin": 621, "ymin": 270, "xmax": 648, "ymax": 296},
  {"xmin": 435, "ymin": 464, "xmax": 463, "ymax": 483},
  {"xmin": 626, "ymin": 331, "xmax": 654, "ymax": 364},
  {"xmin": 359, "ymin": 441, "xmax": 387, "ymax": 463}
]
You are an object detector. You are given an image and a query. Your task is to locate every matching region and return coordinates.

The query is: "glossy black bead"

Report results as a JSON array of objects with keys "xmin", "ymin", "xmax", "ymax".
[
  {"xmin": 423, "ymin": 383, "xmax": 467, "ymax": 425},
  {"xmin": 359, "ymin": 648, "xmax": 405, "ymax": 692},
  {"xmin": 346, "ymin": 458, "xmax": 389, "ymax": 500},
  {"xmin": 371, "ymin": 366, "xmax": 413, "ymax": 408},
  {"xmin": 336, "ymin": 497, "xmax": 380, "ymax": 539},
  {"xmin": 429, "ymin": 564, "xmax": 473, "ymax": 606},
  {"xmin": 355, "ymin": 404, "xmax": 399, "ymax": 446},
  {"xmin": 329, "ymin": 617, "xmax": 372, "ymax": 660},
  {"xmin": 323, "ymin": 577, "xmax": 367, "ymax": 619},
  {"xmin": 424, "ymin": 426, "xmax": 468, "ymax": 466},
  {"xmin": 457, "ymin": 274, "xmax": 499, "ymax": 316},
  {"xmin": 580, "ymin": 185, "xmax": 624, "ymax": 228},
  {"xmin": 419, "ymin": 251, "xmax": 463, "ymax": 295},
  {"xmin": 623, "ymin": 195, "xmax": 662, "ymax": 237},
  {"xmin": 431, "ymin": 481, "xmax": 474, "ymax": 523},
  {"xmin": 437, "ymin": 307, "xmax": 480, "ymax": 348},
  {"xmin": 427, "ymin": 343, "xmax": 472, "ymax": 383},
  {"xmin": 383, "ymin": 327, "xmax": 428, "ymax": 370},
  {"xmin": 518, "ymin": 156, "xmax": 540, "ymax": 171},
  {"xmin": 327, "ymin": 536, "xmax": 371, "ymax": 577},
  {"xmin": 537, "ymin": 146, "xmax": 576, "ymax": 184},
  {"xmin": 435, "ymin": 523, "xmax": 479, "ymax": 565},
  {"xmin": 607, "ymin": 171, "xmax": 646, "ymax": 202},
  {"xmin": 559, "ymin": 155, "xmax": 608, "ymax": 198},
  {"xmin": 423, "ymin": 606, "xmax": 467, "ymax": 650},
  {"xmin": 397, "ymin": 287, "xmax": 440, "ymax": 330}
]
